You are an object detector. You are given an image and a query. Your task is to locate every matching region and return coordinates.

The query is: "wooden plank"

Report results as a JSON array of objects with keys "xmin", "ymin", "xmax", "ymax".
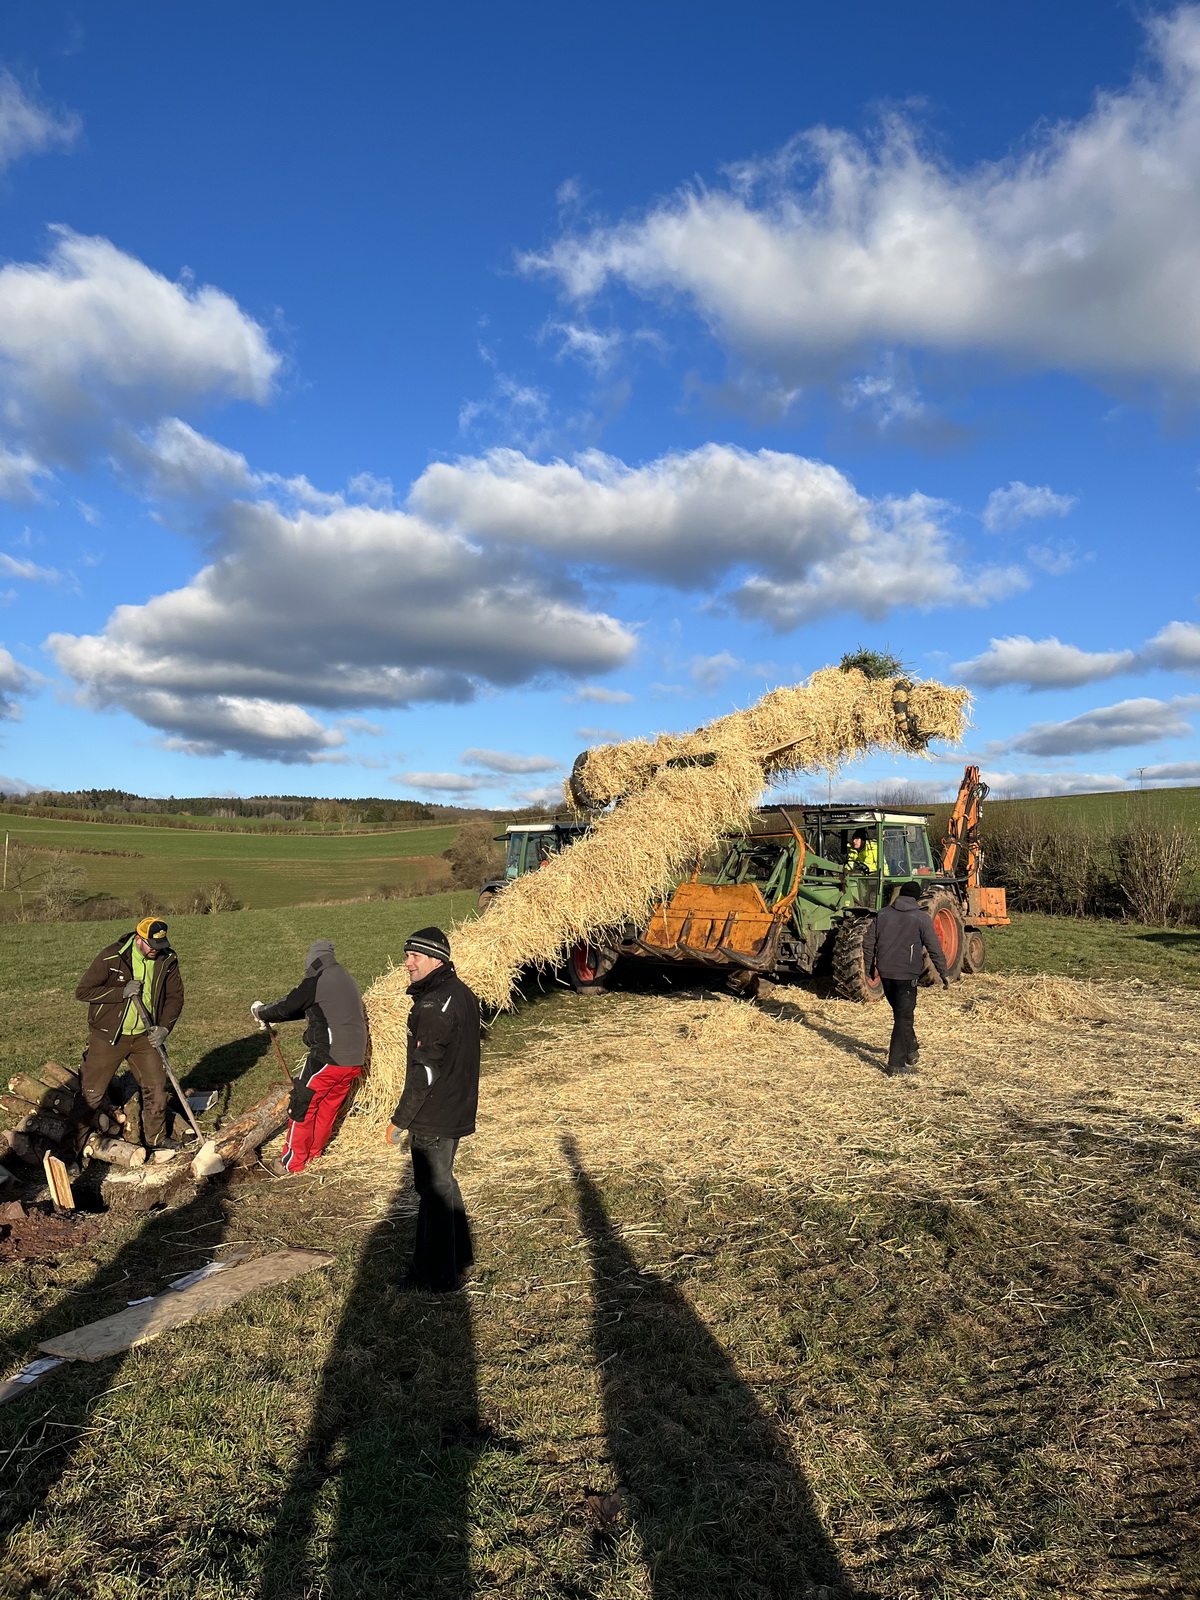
[
  {"xmin": 0, "ymin": 1356, "xmax": 67, "ymax": 1407},
  {"xmin": 43, "ymin": 1153, "xmax": 74, "ymax": 1211},
  {"xmin": 38, "ymin": 1248, "xmax": 335, "ymax": 1362}
]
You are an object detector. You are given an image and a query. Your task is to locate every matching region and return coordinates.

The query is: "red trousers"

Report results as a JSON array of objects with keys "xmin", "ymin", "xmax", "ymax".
[{"xmin": 280, "ymin": 1062, "xmax": 361, "ymax": 1172}]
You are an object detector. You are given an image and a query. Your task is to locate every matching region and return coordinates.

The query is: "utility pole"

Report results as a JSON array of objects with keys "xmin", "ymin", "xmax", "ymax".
[
  {"xmin": 2, "ymin": 831, "xmax": 6, "ymax": 890},
  {"xmin": 1135, "ymin": 767, "xmax": 1146, "ymax": 791}
]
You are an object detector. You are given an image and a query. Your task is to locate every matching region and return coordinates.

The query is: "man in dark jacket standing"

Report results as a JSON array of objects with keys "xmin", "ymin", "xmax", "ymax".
[
  {"xmin": 386, "ymin": 926, "xmax": 480, "ymax": 1292},
  {"xmin": 861, "ymin": 882, "xmax": 949, "ymax": 1077},
  {"xmin": 251, "ymin": 940, "xmax": 366, "ymax": 1174},
  {"xmin": 75, "ymin": 917, "xmax": 184, "ymax": 1150}
]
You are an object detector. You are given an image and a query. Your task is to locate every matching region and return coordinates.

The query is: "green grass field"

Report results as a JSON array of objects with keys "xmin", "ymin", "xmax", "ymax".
[{"xmin": 1, "ymin": 815, "xmax": 460, "ymax": 911}]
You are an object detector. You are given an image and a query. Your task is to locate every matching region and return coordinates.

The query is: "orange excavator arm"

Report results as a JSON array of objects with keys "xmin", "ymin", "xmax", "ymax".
[{"xmin": 942, "ymin": 764, "xmax": 1009, "ymax": 926}]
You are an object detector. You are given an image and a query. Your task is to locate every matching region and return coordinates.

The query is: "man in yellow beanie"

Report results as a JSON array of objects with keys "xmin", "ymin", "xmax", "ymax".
[{"xmin": 75, "ymin": 916, "xmax": 185, "ymax": 1152}]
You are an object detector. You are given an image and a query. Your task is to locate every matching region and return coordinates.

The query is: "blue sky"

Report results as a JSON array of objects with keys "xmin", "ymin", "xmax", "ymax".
[{"xmin": 1, "ymin": 0, "xmax": 1199, "ymax": 806}]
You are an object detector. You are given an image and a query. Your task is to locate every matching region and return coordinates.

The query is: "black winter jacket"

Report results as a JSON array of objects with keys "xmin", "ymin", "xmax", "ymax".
[
  {"xmin": 391, "ymin": 962, "xmax": 480, "ymax": 1138},
  {"xmin": 861, "ymin": 897, "xmax": 949, "ymax": 982},
  {"xmin": 258, "ymin": 941, "xmax": 367, "ymax": 1065}
]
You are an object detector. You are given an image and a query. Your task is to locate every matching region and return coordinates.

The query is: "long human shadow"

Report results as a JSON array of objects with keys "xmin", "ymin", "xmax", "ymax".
[
  {"xmin": 0, "ymin": 1177, "xmax": 234, "ymax": 1578},
  {"xmin": 563, "ymin": 1136, "xmax": 855, "ymax": 1598},
  {"xmin": 259, "ymin": 1178, "xmax": 481, "ymax": 1599},
  {"xmin": 182, "ymin": 1030, "xmax": 275, "ymax": 1097}
]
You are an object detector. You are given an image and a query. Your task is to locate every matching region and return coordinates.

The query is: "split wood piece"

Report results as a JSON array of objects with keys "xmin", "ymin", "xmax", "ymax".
[
  {"xmin": 213, "ymin": 1085, "xmax": 289, "ymax": 1166},
  {"xmin": 38, "ymin": 1249, "xmax": 336, "ymax": 1362},
  {"xmin": 0, "ymin": 1356, "xmax": 67, "ymax": 1406},
  {"xmin": 42, "ymin": 1153, "xmax": 74, "ymax": 1211}
]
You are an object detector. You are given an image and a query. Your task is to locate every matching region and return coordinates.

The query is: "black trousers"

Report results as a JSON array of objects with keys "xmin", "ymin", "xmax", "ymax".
[
  {"xmin": 408, "ymin": 1130, "xmax": 474, "ymax": 1290},
  {"xmin": 880, "ymin": 977, "xmax": 920, "ymax": 1072}
]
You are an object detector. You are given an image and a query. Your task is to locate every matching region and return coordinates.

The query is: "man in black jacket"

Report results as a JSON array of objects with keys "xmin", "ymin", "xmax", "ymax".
[
  {"xmin": 251, "ymin": 940, "xmax": 366, "ymax": 1173},
  {"xmin": 861, "ymin": 883, "xmax": 949, "ymax": 1077},
  {"xmin": 386, "ymin": 926, "xmax": 480, "ymax": 1292}
]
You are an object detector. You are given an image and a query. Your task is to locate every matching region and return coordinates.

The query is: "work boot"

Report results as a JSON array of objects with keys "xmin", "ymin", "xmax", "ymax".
[
  {"xmin": 886, "ymin": 1063, "xmax": 918, "ymax": 1077},
  {"xmin": 906, "ymin": 1050, "xmax": 921, "ymax": 1067},
  {"xmin": 262, "ymin": 1157, "xmax": 302, "ymax": 1178}
]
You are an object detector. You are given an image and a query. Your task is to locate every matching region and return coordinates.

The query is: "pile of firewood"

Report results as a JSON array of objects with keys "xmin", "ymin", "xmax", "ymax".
[{"xmin": 0, "ymin": 1062, "xmax": 88, "ymax": 1167}]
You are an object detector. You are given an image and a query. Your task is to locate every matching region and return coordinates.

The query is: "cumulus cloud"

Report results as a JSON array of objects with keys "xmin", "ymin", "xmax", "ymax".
[
  {"xmin": 528, "ymin": 9, "xmax": 1200, "ymax": 393},
  {"xmin": 0, "ymin": 230, "xmax": 278, "ymax": 494},
  {"xmin": 510, "ymin": 783, "xmax": 563, "ymax": 806},
  {"xmin": 955, "ymin": 635, "xmax": 1138, "ymax": 689},
  {"xmin": 1008, "ymin": 696, "xmax": 1200, "ymax": 757},
  {"xmin": 0, "ymin": 71, "xmax": 79, "ymax": 171},
  {"xmin": 981, "ymin": 482, "xmax": 1077, "ymax": 533},
  {"xmin": 0, "ymin": 772, "xmax": 37, "ymax": 794},
  {"xmin": 392, "ymin": 771, "xmax": 487, "ymax": 794},
  {"xmin": 689, "ymin": 651, "xmax": 742, "ymax": 692},
  {"xmin": 143, "ymin": 694, "xmax": 348, "ymax": 763},
  {"xmin": 1135, "ymin": 760, "xmax": 1200, "ymax": 784},
  {"xmin": 414, "ymin": 444, "xmax": 1024, "ymax": 629},
  {"xmin": 980, "ymin": 770, "xmax": 1128, "ymax": 798},
  {"xmin": 462, "ymin": 747, "xmax": 561, "ymax": 774},
  {"xmin": 1141, "ymin": 620, "xmax": 1200, "ymax": 672},
  {"xmin": 0, "ymin": 645, "xmax": 37, "ymax": 718},
  {"xmin": 49, "ymin": 490, "xmax": 635, "ymax": 760}
]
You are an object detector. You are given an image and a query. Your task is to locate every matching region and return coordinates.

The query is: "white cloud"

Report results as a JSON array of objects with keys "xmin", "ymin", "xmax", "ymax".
[
  {"xmin": 0, "ymin": 230, "xmax": 278, "ymax": 494},
  {"xmin": 574, "ymin": 725, "xmax": 622, "ymax": 742},
  {"xmin": 462, "ymin": 748, "xmax": 561, "ymax": 774},
  {"xmin": 689, "ymin": 651, "xmax": 743, "ymax": 692},
  {"xmin": 392, "ymin": 771, "xmax": 487, "ymax": 794},
  {"xmin": 0, "ymin": 645, "xmax": 38, "ymax": 718},
  {"xmin": 1135, "ymin": 761, "xmax": 1200, "ymax": 784},
  {"xmin": 49, "ymin": 481, "xmax": 636, "ymax": 761},
  {"xmin": 528, "ymin": 10, "xmax": 1200, "ymax": 391},
  {"xmin": 413, "ymin": 444, "xmax": 1024, "ymax": 628},
  {"xmin": 510, "ymin": 783, "xmax": 563, "ymax": 806},
  {"xmin": 980, "ymin": 769, "xmax": 1128, "ymax": 797},
  {"xmin": 955, "ymin": 635, "xmax": 1137, "ymax": 690},
  {"xmin": 143, "ymin": 694, "xmax": 347, "ymax": 763},
  {"xmin": 0, "ymin": 552, "xmax": 58, "ymax": 583},
  {"xmin": 1141, "ymin": 620, "xmax": 1200, "ymax": 672},
  {"xmin": 1009, "ymin": 696, "xmax": 1200, "ymax": 757},
  {"xmin": 982, "ymin": 482, "xmax": 1078, "ymax": 533},
  {"xmin": 0, "ymin": 71, "xmax": 79, "ymax": 171},
  {"xmin": 0, "ymin": 772, "xmax": 37, "ymax": 794},
  {"xmin": 569, "ymin": 685, "xmax": 635, "ymax": 704}
]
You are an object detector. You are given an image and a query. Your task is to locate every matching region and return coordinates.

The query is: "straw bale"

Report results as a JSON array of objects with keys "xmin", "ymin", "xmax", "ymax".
[{"xmin": 361, "ymin": 665, "xmax": 968, "ymax": 1116}]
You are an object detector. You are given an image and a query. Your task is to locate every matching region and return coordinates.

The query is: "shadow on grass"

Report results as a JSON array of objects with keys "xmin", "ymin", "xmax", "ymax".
[
  {"xmin": 0, "ymin": 1177, "xmax": 235, "ymax": 1585},
  {"xmin": 1135, "ymin": 930, "xmax": 1200, "ymax": 950},
  {"xmin": 182, "ymin": 1030, "xmax": 275, "ymax": 1094},
  {"xmin": 562, "ymin": 1135, "xmax": 857, "ymax": 1598},
  {"xmin": 259, "ymin": 1179, "xmax": 481, "ymax": 1599}
]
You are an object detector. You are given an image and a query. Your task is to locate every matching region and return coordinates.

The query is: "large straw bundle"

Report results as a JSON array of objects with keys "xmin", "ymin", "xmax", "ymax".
[{"xmin": 361, "ymin": 666, "xmax": 968, "ymax": 1116}]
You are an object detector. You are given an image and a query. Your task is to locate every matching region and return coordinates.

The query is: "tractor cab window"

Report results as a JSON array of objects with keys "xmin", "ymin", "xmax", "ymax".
[
  {"xmin": 717, "ymin": 839, "xmax": 795, "ymax": 902},
  {"xmin": 505, "ymin": 834, "xmax": 527, "ymax": 878},
  {"xmin": 905, "ymin": 824, "xmax": 934, "ymax": 875},
  {"xmin": 882, "ymin": 826, "xmax": 909, "ymax": 878}
]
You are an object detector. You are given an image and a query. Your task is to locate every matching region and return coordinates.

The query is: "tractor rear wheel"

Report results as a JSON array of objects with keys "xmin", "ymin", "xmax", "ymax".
[
  {"xmin": 831, "ymin": 915, "xmax": 884, "ymax": 1003},
  {"xmin": 919, "ymin": 889, "xmax": 966, "ymax": 984},
  {"xmin": 565, "ymin": 941, "xmax": 612, "ymax": 994},
  {"xmin": 477, "ymin": 889, "xmax": 497, "ymax": 914},
  {"xmin": 962, "ymin": 928, "xmax": 985, "ymax": 974}
]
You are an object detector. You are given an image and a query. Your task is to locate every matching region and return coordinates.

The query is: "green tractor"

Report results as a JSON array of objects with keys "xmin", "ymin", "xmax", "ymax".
[
  {"xmin": 478, "ymin": 819, "xmax": 613, "ymax": 992},
  {"xmin": 618, "ymin": 769, "xmax": 1008, "ymax": 999}
]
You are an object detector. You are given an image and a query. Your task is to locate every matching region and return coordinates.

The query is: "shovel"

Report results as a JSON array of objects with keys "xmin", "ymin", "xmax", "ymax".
[{"xmin": 126, "ymin": 990, "xmax": 203, "ymax": 1141}]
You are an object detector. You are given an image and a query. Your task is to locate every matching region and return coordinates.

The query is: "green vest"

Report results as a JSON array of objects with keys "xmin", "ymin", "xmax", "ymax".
[{"xmin": 120, "ymin": 944, "xmax": 153, "ymax": 1035}]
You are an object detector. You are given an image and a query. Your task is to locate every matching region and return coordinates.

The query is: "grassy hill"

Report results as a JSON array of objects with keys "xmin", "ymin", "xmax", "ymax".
[{"xmin": 0, "ymin": 814, "xmax": 461, "ymax": 912}]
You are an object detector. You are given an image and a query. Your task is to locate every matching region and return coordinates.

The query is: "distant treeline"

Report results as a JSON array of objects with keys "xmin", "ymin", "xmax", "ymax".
[{"xmin": 0, "ymin": 789, "xmax": 436, "ymax": 824}]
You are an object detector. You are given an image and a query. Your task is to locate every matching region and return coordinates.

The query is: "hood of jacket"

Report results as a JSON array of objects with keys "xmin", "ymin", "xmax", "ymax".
[{"xmin": 306, "ymin": 940, "xmax": 336, "ymax": 974}]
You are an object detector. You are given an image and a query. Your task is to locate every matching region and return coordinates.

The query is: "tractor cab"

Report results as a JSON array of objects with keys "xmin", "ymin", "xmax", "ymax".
[{"xmin": 478, "ymin": 819, "xmax": 591, "ymax": 907}]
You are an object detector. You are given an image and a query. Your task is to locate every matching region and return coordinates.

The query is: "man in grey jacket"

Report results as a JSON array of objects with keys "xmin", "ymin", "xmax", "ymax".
[
  {"xmin": 251, "ymin": 940, "xmax": 366, "ymax": 1173},
  {"xmin": 861, "ymin": 882, "xmax": 949, "ymax": 1077}
]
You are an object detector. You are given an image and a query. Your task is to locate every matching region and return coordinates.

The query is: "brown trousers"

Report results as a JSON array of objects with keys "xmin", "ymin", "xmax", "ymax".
[{"xmin": 81, "ymin": 1032, "xmax": 169, "ymax": 1145}]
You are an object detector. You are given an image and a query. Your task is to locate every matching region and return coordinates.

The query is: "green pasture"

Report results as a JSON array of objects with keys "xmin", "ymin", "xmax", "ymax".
[{"xmin": 1, "ymin": 815, "xmax": 460, "ymax": 911}]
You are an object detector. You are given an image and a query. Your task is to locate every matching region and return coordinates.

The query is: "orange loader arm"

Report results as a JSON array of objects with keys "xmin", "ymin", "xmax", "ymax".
[{"xmin": 941, "ymin": 764, "xmax": 1009, "ymax": 926}]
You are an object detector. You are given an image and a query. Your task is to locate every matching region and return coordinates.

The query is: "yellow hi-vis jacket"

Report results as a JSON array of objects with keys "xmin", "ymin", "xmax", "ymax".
[{"xmin": 847, "ymin": 839, "xmax": 880, "ymax": 872}]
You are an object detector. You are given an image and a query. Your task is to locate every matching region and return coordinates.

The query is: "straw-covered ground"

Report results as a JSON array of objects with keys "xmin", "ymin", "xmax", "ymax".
[{"xmin": 4, "ymin": 968, "xmax": 1199, "ymax": 1598}]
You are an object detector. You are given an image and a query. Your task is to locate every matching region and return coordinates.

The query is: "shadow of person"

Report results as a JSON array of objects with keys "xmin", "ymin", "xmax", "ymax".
[
  {"xmin": 0, "ymin": 1175, "xmax": 234, "ymax": 1574},
  {"xmin": 259, "ymin": 1178, "xmax": 481, "ymax": 1600},
  {"xmin": 182, "ymin": 1030, "xmax": 275, "ymax": 1094},
  {"xmin": 755, "ymin": 994, "xmax": 885, "ymax": 1073},
  {"xmin": 562, "ymin": 1135, "xmax": 856, "ymax": 1599}
]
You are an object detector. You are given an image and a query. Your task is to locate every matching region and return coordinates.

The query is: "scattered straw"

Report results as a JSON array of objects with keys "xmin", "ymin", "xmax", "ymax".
[{"xmin": 362, "ymin": 666, "xmax": 968, "ymax": 1109}]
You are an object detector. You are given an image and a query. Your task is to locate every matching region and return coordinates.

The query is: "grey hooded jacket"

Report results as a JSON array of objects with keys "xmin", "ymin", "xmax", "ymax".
[
  {"xmin": 861, "ymin": 897, "xmax": 949, "ymax": 982},
  {"xmin": 258, "ymin": 940, "xmax": 368, "ymax": 1065}
]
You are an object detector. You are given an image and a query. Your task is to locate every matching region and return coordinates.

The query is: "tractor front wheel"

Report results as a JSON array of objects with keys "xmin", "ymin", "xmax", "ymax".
[
  {"xmin": 477, "ymin": 889, "xmax": 497, "ymax": 914},
  {"xmin": 919, "ymin": 890, "xmax": 966, "ymax": 984},
  {"xmin": 831, "ymin": 915, "xmax": 884, "ymax": 1003}
]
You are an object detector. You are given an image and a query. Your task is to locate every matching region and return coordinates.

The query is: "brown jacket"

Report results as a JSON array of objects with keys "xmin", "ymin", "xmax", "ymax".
[{"xmin": 76, "ymin": 933, "xmax": 184, "ymax": 1046}]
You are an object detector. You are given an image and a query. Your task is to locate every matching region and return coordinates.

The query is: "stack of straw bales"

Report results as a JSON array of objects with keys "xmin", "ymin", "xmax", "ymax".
[{"xmin": 361, "ymin": 666, "xmax": 968, "ymax": 1116}]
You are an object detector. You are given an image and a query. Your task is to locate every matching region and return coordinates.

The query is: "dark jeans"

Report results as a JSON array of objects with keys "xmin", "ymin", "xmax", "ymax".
[
  {"xmin": 408, "ymin": 1130, "xmax": 474, "ymax": 1290},
  {"xmin": 880, "ymin": 977, "xmax": 920, "ymax": 1072}
]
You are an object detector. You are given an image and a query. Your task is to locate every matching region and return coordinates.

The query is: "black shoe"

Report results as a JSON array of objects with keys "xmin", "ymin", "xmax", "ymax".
[
  {"xmin": 886, "ymin": 1063, "xmax": 918, "ymax": 1077},
  {"xmin": 907, "ymin": 1050, "xmax": 920, "ymax": 1067}
]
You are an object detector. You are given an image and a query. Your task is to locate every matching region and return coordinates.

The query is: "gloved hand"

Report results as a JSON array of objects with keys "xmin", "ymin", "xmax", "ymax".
[
  {"xmin": 250, "ymin": 1000, "xmax": 267, "ymax": 1026},
  {"xmin": 384, "ymin": 1123, "xmax": 405, "ymax": 1147},
  {"xmin": 122, "ymin": 979, "xmax": 142, "ymax": 999},
  {"xmin": 148, "ymin": 1025, "xmax": 169, "ymax": 1049}
]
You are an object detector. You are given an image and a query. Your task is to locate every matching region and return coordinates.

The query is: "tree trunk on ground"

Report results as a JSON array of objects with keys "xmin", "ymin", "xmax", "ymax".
[{"xmin": 213, "ymin": 1086, "xmax": 290, "ymax": 1165}]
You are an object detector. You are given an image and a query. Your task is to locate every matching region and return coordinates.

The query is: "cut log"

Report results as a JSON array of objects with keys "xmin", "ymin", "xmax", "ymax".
[
  {"xmin": 0, "ymin": 1101, "xmax": 68, "ymax": 1142},
  {"xmin": 8, "ymin": 1077, "xmax": 74, "ymax": 1117},
  {"xmin": 84, "ymin": 1134, "xmax": 146, "ymax": 1168},
  {"xmin": 34, "ymin": 1062, "xmax": 79, "ymax": 1091},
  {"xmin": 212, "ymin": 1086, "xmax": 290, "ymax": 1166},
  {"xmin": 0, "ymin": 1130, "xmax": 36, "ymax": 1165}
]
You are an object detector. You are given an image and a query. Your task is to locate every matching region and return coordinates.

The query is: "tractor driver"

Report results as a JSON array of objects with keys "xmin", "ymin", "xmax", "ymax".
[{"xmin": 846, "ymin": 830, "xmax": 880, "ymax": 873}]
